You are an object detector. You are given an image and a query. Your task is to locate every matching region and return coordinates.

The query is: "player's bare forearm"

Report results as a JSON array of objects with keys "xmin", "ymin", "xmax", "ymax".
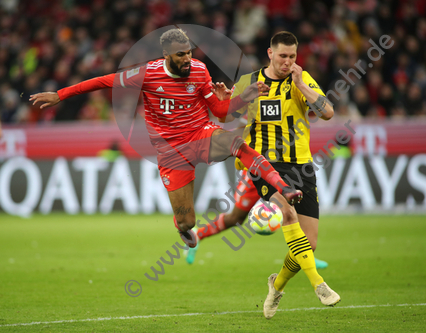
[
  {"xmin": 290, "ymin": 63, "xmax": 333, "ymax": 120},
  {"xmin": 298, "ymin": 83, "xmax": 334, "ymax": 120},
  {"xmin": 29, "ymin": 92, "xmax": 61, "ymax": 109}
]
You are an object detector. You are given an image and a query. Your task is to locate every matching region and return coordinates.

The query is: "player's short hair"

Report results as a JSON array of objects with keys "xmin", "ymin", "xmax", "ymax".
[
  {"xmin": 271, "ymin": 31, "xmax": 298, "ymax": 48},
  {"xmin": 160, "ymin": 29, "xmax": 190, "ymax": 50}
]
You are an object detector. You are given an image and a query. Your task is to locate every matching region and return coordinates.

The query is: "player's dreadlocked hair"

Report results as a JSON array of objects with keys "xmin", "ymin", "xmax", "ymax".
[
  {"xmin": 160, "ymin": 29, "xmax": 190, "ymax": 50},
  {"xmin": 271, "ymin": 31, "xmax": 298, "ymax": 48}
]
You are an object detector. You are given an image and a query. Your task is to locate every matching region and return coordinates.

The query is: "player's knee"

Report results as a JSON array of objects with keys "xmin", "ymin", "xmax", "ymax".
[
  {"xmin": 220, "ymin": 131, "xmax": 237, "ymax": 149},
  {"xmin": 281, "ymin": 207, "xmax": 298, "ymax": 225}
]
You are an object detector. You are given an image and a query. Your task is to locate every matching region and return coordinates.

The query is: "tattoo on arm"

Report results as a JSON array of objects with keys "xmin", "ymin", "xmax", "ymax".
[
  {"xmin": 312, "ymin": 95, "xmax": 331, "ymax": 114},
  {"xmin": 175, "ymin": 206, "xmax": 192, "ymax": 216}
]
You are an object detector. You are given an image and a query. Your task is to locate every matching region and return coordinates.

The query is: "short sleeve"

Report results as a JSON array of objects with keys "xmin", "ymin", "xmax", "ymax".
[{"xmin": 229, "ymin": 75, "xmax": 250, "ymax": 118}]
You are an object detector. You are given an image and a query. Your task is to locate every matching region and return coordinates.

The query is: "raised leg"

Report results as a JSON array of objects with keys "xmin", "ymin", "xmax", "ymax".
[{"xmin": 209, "ymin": 129, "xmax": 302, "ymax": 204}]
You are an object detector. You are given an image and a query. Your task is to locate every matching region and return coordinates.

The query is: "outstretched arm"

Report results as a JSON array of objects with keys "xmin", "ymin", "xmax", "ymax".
[{"xmin": 30, "ymin": 73, "xmax": 116, "ymax": 109}]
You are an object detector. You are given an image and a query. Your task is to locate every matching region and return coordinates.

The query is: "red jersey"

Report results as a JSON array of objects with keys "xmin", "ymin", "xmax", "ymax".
[
  {"xmin": 118, "ymin": 59, "xmax": 213, "ymax": 145},
  {"xmin": 57, "ymin": 58, "xmax": 246, "ymax": 151}
]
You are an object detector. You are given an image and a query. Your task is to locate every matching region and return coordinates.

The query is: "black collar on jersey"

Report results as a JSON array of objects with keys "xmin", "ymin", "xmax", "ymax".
[{"xmin": 261, "ymin": 67, "xmax": 291, "ymax": 82}]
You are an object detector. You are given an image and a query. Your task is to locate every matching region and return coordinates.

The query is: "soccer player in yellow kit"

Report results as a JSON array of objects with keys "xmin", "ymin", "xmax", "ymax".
[{"xmin": 217, "ymin": 31, "xmax": 340, "ymax": 318}]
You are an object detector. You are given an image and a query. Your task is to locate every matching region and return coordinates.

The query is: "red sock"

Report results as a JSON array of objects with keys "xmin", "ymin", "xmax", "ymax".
[
  {"xmin": 230, "ymin": 137, "xmax": 288, "ymax": 193},
  {"xmin": 197, "ymin": 213, "xmax": 226, "ymax": 241}
]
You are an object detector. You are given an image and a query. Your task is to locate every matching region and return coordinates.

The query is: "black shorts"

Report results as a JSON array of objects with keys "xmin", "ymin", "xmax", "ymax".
[{"xmin": 250, "ymin": 162, "xmax": 319, "ymax": 219}]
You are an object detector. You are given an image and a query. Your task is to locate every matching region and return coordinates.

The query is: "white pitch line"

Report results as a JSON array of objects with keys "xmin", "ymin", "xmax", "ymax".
[{"xmin": 1, "ymin": 303, "xmax": 425, "ymax": 327}]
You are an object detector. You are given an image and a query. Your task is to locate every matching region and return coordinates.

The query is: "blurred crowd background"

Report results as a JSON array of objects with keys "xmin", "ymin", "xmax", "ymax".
[{"xmin": 0, "ymin": 0, "xmax": 425, "ymax": 123}]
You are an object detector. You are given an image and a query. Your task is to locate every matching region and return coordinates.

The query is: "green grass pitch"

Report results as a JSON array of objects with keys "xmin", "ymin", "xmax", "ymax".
[{"xmin": 1, "ymin": 213, "xmax": 425, "ymax": 332}]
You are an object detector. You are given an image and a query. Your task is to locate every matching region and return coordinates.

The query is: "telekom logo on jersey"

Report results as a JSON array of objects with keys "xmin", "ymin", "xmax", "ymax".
[
  {"xmin": 159, "ymin": 98, "xmax": 174, "ymax": 114},
  {"xmin": 159, "ymin": 98, "xmax": 192, "ymax": 115}
]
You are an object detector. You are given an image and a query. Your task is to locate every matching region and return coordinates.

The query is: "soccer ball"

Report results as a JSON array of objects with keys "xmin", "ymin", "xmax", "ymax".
[{"xmin": 248, "ymin": 201, "xmax": 283, "ymax": 236}]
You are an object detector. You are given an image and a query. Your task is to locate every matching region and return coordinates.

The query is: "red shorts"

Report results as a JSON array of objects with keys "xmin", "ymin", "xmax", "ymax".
[
  {"xmin": 234, "ymin": 170, "xmax": 260, "ymax": 212},
  {"xmin": 158, "ymin": 122, "xmax": 221, "ymax": 191}
]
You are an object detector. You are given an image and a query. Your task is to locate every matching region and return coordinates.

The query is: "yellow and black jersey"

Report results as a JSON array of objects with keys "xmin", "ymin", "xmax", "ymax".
[{"xmin": 231, "ymin": 67, "xmax": 325, "ymax": 164}]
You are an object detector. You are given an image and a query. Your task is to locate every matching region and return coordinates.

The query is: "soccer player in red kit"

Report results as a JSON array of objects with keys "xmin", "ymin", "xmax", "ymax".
[{"xmin": 30, "ymin": 28, "xmax": 302, "ymax": 248}]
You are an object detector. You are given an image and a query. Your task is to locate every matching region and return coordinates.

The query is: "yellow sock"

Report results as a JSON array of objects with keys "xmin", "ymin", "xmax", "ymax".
[
  {"xmin": 282, "ymin": 222, "xmax": 324, "ymax": 288},
  {"xmin": 274, "ymin": 251, "xmax": 301, "ymax": 292}
]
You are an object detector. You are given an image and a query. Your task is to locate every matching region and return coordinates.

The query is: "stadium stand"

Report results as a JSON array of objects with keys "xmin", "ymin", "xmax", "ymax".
[{"xmin": 0, "ymin": 0, "xmax": 425, "ymax": 123}]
